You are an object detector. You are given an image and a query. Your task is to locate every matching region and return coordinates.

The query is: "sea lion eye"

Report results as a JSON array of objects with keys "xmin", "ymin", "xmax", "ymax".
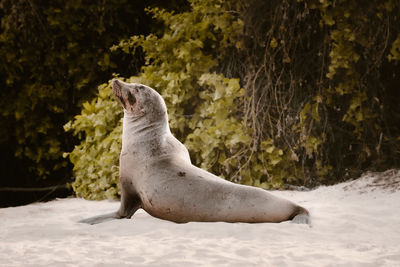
[{"xmin": 127, "ymin": 92, "xmax": 136, "ymax": 106}]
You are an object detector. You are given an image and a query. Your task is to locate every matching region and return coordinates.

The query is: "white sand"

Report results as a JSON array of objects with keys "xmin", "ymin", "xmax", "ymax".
[{"xmin": 1, "ymin": 170, "xmax": 400, "ymax": 267}]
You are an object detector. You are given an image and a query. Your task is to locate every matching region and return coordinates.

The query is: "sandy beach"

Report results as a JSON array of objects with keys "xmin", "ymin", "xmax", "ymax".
[{"xmin": 1, "ymin": 170, "xmax": 399, "ymax": 266}]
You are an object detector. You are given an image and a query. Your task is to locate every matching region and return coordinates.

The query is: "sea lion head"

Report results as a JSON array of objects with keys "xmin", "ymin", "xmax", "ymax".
[{"xmin": 111, "ymin": 79, "xmax": 167, "ymax": 122}]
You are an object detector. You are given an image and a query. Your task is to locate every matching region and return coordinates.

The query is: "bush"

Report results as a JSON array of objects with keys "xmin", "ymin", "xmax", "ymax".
[
  {"xmin": 66, "ymin": 0, "xmax": 249, "ymax": 199},
  {"xmin": 0, "ymin": 0, "xmax": 151, "ymax": 183},
  {"xmin": 67, "ymin": 0, "xmax": 400, "ymax": 199}
]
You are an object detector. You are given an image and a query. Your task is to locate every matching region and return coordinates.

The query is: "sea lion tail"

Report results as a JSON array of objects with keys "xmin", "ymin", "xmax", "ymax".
[
  {"xmin": 79, "ymin": 211, "xmax": 120, "ymax": 225},
  {"xmin": 291, "ymin": 206, "xmax": 311, "ymax": 226}
]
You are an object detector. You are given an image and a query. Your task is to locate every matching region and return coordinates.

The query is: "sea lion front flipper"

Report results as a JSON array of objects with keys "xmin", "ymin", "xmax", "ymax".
[
  {"xmin": 79, "ymin": 212, "xmax": 120, "ymax": 225},
  {"xmin": 79, "ymin": 192, "xmax": 142, "ymax": 225}
]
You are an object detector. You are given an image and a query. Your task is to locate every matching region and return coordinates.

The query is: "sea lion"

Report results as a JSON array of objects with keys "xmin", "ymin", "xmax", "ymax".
[{"xmin": 80, "ymin": 79, "xmax": 310, "ymax": 225}]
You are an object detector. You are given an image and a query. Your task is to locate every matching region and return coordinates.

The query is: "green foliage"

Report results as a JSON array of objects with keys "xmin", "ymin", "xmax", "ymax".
[
  {"xmin": 389, "ymin": 34, "xmax": 400, "ymax": 61},
  {"xmin": 0, "ymin": 0, "xmax": 149, "ymax": 181},
  {"xmin": 185, "ymin": 73, "xmax": 251, "ymax": 177},
  {"xmin": 64, "ymin": 82, "xmax": 122, "ymax": 199},
  {"xmin": 233, "ymin": 0, "xmax": 399, "ymax": 186},
  {"xmin": 295, "ymin": 0, "xmax": 400, "ymax": 180},
  {"xmin": 67, "ymin": 0, "xmax": 249, "ymax": 199},
  {"xmin": 66, "ymin": 0, "xmax": 400, "ymax": 199},
  {"xmin": 113, "ymin": 1, "xmax": 243, "ymax": 133},
  {"xmin": 67, "ymin": 0, "xmax": 400, "ymax": 199}
]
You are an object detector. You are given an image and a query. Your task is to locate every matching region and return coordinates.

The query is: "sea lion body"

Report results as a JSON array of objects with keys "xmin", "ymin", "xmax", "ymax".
[{"xmin": 80, "ymin": 80, "xmax": 309, "ymax": 225}]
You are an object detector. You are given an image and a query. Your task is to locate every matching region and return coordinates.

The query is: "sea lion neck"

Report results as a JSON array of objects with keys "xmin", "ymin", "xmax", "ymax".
[
  {"xmin": 121, "ymin": 112, "xmax": 170, "ymax": 154},
  {"xmin": 122, "ymin": 110, "xmax": 169, "ymax": 133},
  {"xmin": 123, "ymin": 117, "xmax": 169, "ymax": 135}
]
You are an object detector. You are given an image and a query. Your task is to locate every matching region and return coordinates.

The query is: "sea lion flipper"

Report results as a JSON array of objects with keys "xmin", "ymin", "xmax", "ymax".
[
  {"xmin": 117, "ymin": 185, "xmax": 142, "ymax": 219},
  {"xmin": 290, "ymin": 206, "xmax": 311, "ymax": 226},
  {"xmin": 79, "ymin": 211, "xmax": 120, "ymax": 225},
  {"xmin": 79, "ymin": 192, "xmax": 141, "ymax": 225},
  {"xmin": 291, "ymin": 213, "xmax": 311, "ymax": 226}
]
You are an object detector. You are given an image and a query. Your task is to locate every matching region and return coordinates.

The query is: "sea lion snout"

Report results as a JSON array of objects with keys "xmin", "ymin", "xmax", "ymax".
[
  {"xmin": 111, "ymin": 79, "xmax": 124, "ymax": 97},
  {"xmin": 112, "ymin": 79, "xmax": 126, "ymax": 92},
  {"xmin": 112, "ymin": 79, "xmax": 137, "ymax": 112},
  {"xmin": 112, "ymin": 78, "xmax": 120, "ymax": 87},
  {"xmin": 112, "ymin": 80, "xmax": 138, "ymax": 102},
  {"xmin": 112, "ymin": 79, "xmax": 145, "ymax": 94}
]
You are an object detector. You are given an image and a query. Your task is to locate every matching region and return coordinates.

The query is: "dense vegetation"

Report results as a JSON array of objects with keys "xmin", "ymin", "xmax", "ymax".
[
  {"xmin": 0, "ymin": 0, "xmax": 182, "ymax": 202},
  {"xmin": 1, "ymin": 0, "xmax": 399, "ymax": 201}
]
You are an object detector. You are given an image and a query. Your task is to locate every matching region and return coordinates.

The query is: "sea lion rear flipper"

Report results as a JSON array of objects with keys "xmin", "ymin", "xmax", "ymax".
[
  {"xmin": 290, "ymin": 206, "xmax": 312, "ymax": 226},
  {"xmin": 78, "ymin": 211, "xmax": 120, "ymax": 225},
  {"xmin": 292, "ymin": 213, "xmax": 311, "ymax": 226}
]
